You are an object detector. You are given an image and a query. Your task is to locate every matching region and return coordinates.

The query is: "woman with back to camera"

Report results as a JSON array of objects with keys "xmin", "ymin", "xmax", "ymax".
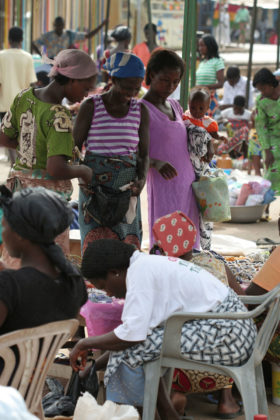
[
  {"xmin": 140, "ymin": 48, "xmax": 200, "ymax": 248},
  {"xmin": 0, "ymin": 186, "xmax": 87, "ymax": 334},
  {"xmin": 0, "ymin": 49, "xmax": 97, "ymax": 265},
  {"xmin": 196, "ymin": 34, "xmax": 225, "ymax": 116}
]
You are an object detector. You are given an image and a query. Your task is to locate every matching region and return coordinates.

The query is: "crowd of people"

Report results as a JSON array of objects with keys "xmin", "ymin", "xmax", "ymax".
[{"xmin": 0, "ymin": 14, "xmax": 280, "ymax": 420}]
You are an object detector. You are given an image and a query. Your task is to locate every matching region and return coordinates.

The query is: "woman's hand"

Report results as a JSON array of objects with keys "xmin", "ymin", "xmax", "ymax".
[
  {"xmin": 152, "ymin": 159, "xmax": 178, "ymax": 180},
  {"xmin": 131, "ymin": 178, "xmax": 146, "ymax": 196},
  {"xmin": 70, "ymin": 339, "xmax": 89, "ymax": 372},
  {"xmin": 264, "ymin": 149, "xmax": 274, "ymax": 169}
]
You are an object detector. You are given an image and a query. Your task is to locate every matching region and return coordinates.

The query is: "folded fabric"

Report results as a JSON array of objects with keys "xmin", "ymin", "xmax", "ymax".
[
  {"xmin": 245, "ymin": 194, "xmax": 264, "ymax": 206},
  {"xmin": 236, "ymin": 183, "xmax": 254, "ymax": 205},
  {"xmin": 263, "ymin": 189, "xmax": 276, "ymax": 204},
  {"xmin": 248, "ymin": 182, "xmax": 262, "ymax": 195}
]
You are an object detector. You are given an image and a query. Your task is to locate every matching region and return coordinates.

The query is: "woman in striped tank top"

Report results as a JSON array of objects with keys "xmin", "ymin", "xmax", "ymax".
[{"xmin": 74, "ymin": 52, "xmax": 149, "ymax": 253}]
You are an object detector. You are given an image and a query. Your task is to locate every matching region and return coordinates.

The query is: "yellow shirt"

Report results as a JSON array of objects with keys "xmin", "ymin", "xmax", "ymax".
[
  {"xmin": 0, "ymin": 49, "xmax": 37, "ymax": 112},
  {"xmin": 253, "ymin": 246, "xmax": 280, "ymax": 291}
]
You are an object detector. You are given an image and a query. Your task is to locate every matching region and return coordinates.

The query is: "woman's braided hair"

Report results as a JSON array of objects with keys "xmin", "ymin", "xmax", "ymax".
[{"xmin": 81, "ymin": 239, "xmax": 136, "ymax": 279}]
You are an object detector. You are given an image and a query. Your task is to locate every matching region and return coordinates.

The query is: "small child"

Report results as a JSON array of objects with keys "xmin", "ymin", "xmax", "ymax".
[
  {"xmin": 183, "ymin": 87, "xmax": 227, "ymax": 143},
  {"xmin": 182, "ymin": 87, "xmax": 223, "ymax": 250},
  {"xmin": 218, "ymin": 95, "xmax": 251, "ymax": 155}
]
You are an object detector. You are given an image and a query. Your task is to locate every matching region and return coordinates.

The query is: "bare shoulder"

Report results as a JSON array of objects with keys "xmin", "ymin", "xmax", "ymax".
[{"xmin": 78, "ymin": 97, "xmax": 95, "ymax": 119}]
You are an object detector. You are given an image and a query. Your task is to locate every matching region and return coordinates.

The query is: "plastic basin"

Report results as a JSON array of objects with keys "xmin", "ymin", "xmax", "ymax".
[{"xmin": 229, "ymin": 204, "xmax": 266, "ymax": 223}]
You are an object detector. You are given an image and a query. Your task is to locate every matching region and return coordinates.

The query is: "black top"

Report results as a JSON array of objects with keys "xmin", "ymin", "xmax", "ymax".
[{"xmin": 0, "ymin": 267, "xmax": 88, "ymax": 334}]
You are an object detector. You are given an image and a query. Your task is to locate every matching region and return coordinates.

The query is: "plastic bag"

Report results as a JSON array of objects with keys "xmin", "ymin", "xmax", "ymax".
[
  {"xmin": 73, "ymin": 392, "xmax": 140, "ymax": 420},
  {"xmin": 80, "ymin": 299, "xmax": 124, "ymax": 337},
  {"xmin": 192, "ymin": 170, "xmax": 231, "ymax": 222},
  {"xmin": 67, "ymin": 361, "xmax": 99, "ymax": 404}
]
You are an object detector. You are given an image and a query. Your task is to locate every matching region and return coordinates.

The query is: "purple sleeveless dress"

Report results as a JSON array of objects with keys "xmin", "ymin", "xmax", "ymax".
[{"xmin": 141, "ymin": 98, "xmax": 200, "ymax": 248}]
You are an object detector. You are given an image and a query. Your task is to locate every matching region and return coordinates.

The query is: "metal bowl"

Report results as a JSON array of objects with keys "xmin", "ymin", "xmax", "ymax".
[{"xmin": 229, "ymin": 204, "xmax": 266, "ymax": 223}]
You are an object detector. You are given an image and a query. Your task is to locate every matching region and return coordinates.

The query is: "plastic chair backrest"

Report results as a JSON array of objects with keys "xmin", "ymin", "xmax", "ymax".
[
  {"xmin": 0, "ymin": 319, "xmax": 78, "ymax": 417},
  {"xmin": 161, "ymin": 284, "xmax": 280, "ymax": 363}
]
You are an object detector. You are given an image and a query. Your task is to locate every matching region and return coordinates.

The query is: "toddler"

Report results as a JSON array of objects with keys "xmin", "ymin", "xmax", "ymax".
[{"xmin": 183, "ymin": 87, "xmax": 227, "ymax": 143}]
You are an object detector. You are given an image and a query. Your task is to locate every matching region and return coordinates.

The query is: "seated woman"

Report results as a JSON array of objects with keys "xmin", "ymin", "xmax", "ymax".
[
  {"xmin": 70, "ymin": 239, "xmax": 256, "ymax": 420},
  {"xmin": 151, "ymin": 211, "xmax": 244, "ymax": 418},
  {"xmin": 0, "ymin": 186, "xmax": 87, "ymax": 334},
  {"xmin": 217, "ymin": 95, "xmax": 251, "ymax": 156}
]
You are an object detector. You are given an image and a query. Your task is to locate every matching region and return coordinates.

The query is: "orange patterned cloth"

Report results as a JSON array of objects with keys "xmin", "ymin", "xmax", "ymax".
[{"xmin": 183, "ymin": 111, "xmax": 219, "ymax": 133}]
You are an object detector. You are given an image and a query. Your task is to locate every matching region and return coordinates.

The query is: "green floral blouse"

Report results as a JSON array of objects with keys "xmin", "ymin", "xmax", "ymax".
[{"xmin": 1, "ymin": 87, "xmax": 74, "ymax": 170}]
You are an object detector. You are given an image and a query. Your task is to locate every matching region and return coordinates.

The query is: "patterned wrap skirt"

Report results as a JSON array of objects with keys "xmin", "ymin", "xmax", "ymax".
[
  {"xmin": 105, "ymin": 289, "xmax": 257, "ymax": 406},
  {"xmin": 79, "ymin": 152, "xmax": 142, "ymax": 254}
]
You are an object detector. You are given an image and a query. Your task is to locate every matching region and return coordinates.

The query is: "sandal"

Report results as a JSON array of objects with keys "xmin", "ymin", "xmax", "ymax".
[{"xmin": 256, "ymin": 237, "xmax": 280, "ymax": 246}]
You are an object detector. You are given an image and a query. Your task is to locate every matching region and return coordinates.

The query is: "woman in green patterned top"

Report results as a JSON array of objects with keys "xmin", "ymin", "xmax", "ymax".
[
  {"xmin": 196, "ymin": 35, "xmax": 225, "ymax": 117},
  {"xmin": 0, "ymin": 49, "xmax": 97, "ymax": 265},
  {"xmin": 253, "ymin": 68, "xmax": 280, "ymax": 195}
]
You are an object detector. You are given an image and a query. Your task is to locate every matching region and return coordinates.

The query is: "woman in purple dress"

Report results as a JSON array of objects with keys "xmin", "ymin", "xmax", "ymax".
[{"xmin": 141, "ymin": 49, "xmax": 200, "ymax": 248}]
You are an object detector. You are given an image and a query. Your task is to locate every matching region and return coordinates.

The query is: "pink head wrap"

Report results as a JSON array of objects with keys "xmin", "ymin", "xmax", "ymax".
[{"xmin": 47, "ymin": 49, "xmax": 97, "ymax": 79}]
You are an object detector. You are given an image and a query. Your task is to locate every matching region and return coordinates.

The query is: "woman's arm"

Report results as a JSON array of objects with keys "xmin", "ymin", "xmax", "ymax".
[
  {"xmin": 73, "ymin": 98, "xmax": 94, "ymax": 151},
  {"xmin": 132, "ymin": 103, "xmax": 150, "ymax": 195},
  {"xmin": 204, "ymin": 69, "xmax": 225, "ymax": 90},
  {"xmin": 0, "ymin": 132, "xmax": 18, "ymax": 149},
  {"xmin": 47, "ymin": 155, "xmax": 92, "ymax": 185},
  {"xmin": 224, "ymin": 265, "xmax": 245, "ymax": 295},
  {"xmin": 0, "ymin": 300, "xmax": 8, "ymax": 328},
  {"xmin": 70, "ymin": 331, "xmax": 142, "ymax": 372}
]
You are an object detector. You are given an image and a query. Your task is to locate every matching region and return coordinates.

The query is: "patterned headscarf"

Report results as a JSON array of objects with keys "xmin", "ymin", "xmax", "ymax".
[
  {"xmin": 46, "ymin": 49, "xmax": 98, "ymax": 79},
  {"xmin": 103, "ymin": 52, "xmax": 145, "ymax": 78},
  {"xmin": 153, "ymin": 211, "xmax": 197, "ymax": 257}
]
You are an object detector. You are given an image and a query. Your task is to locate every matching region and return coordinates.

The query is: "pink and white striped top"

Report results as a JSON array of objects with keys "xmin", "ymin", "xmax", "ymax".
[{"xmin": 85, "ymin": 95, "xmax": 141, "ymax": 156}]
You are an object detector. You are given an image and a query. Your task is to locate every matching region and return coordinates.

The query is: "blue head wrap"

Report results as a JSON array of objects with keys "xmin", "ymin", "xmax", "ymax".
[{"xmin": 103, "ymin": 52, "xmax": 145, "ymax": 79}]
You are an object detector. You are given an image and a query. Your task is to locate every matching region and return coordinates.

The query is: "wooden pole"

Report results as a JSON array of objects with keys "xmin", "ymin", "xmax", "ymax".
[
  {"xmin": 181, "ymin": 0, "xmax": 196, "ymax": 109},
  {"xmin": 30, "ymin": 0, "xmax": 34, "ymax": 53},
  {"xmin": 88, "ymin": 0, "xmax": 92, "ymax": 55},
  {"xmin": 246, "ymin": 0, "xmax": 257, "ymax": 108},
  {"xmin": 190, "ymin": 0, "xmax": 197, "ymax": 89},
  {"xmin": 104, "ymin": 0, "xmax": 110, "ymax": 49},
  {"xmin": 277, "ymin": 0, "xmax": 280, "ymax": 69},
  {"xmin": 127, "ymin": 0, "xmax": 130, "ymax": 28}
]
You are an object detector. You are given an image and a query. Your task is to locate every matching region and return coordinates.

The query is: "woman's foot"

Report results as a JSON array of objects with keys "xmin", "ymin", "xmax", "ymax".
[
  {"xmin": 217, "ymin": 388, "xmax": 242, "ymax": 418},
  {"xmin": 171, "ymin": 391, "xmax": 187, "ymax": 415}
]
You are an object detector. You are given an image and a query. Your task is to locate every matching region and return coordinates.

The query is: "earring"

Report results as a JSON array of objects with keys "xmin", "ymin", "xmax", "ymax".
[{"xmin": 115, "ymin": 273, "xmax": 119, "ymax": 277}]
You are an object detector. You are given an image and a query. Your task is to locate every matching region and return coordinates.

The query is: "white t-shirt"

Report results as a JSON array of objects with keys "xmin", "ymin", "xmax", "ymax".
[
  {"xmin": 0, "ymin": 49, "xmax": 37, "ymax": 112},
  {"xmin": 221, "ymin": 108, "xmax": 251, "ymax": 121},
  {"xmin": 114, "ymin": 252, "xmax": 229, "ymax": 342},
  {"xmin": 220, "ymin": 76, "xmax": 254, "ymax": 109}
]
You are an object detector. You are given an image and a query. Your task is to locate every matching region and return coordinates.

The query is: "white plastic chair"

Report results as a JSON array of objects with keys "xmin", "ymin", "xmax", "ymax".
[
  {"xmin": 0, "ymin": 319, "xmax": 79, "ymax": 419},
  {"xmin": 143, "ymin": 285, "xmax": 280, "ymax": 420}
]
